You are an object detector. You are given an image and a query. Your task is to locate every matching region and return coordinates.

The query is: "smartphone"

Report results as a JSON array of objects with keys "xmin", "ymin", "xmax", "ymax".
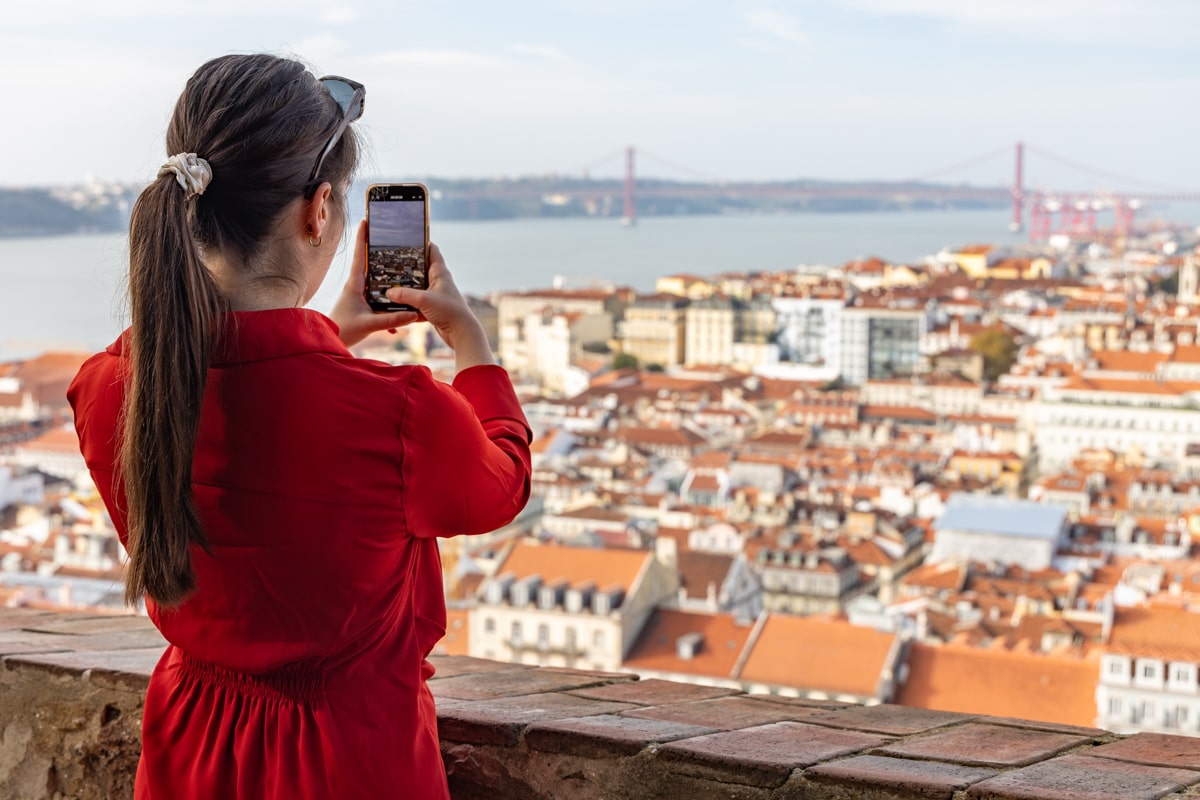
[{"xmin": 365, "ymin": 183, "xmax": 430, "ymax": 313}]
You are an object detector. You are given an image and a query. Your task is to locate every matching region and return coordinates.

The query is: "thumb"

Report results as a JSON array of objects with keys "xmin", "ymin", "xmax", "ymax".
[{"xmin": 386, "ymin": 287, "xmax": 424, "ymax": 310}]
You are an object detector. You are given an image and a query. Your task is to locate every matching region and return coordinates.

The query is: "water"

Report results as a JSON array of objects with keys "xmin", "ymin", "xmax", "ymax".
[{"xmin": 3, "ymin": 206, "xmax": 1198, "ymax": 360}]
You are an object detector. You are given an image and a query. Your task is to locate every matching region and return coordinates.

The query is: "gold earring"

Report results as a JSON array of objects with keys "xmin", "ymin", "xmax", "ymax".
[{"xmin": 308, "ymin": 235, "xmax": 322, "ymax": 248}]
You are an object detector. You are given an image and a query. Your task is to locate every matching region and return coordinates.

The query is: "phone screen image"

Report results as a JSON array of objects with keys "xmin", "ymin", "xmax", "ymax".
[{"xmin": 366, "ymin": 184, "xmax": 428, "ymax": 312}]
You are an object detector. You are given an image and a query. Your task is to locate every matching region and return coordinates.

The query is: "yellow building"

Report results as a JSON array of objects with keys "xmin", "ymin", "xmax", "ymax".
[{"xmin": 617, "ymin": 294, "xmax": 690, "ymax": 369}]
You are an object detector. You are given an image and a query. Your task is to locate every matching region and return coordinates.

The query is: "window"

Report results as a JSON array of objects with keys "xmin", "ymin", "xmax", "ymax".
[
  {"xmin": 1108, "ymin": 696, "xmax": 1123, "ymax": 716},
  {"xmin": 565, "ymin": 627, "xmax": 577, "ymax": 652},
  {"xmin": 511, "ymin": 621, "xmax": 523, "ymax": 645},
  {"xmin": 484, "ymin": 617, "xmax": 496, "ymax": 635},
  {"xmin": 1144, "ymin": 663, "xmax": 1158, "ymax": 679},
  {"xmin": 593, "ymin": 629, "xmax": 605, "ymax": 648},
  {"xmin": 1107, "ymin": 659, "xmax": 1126, "ymax": 676},
  {"xmin": 538, "ymin": 624, "xmax": 550, "ymax": 648}
]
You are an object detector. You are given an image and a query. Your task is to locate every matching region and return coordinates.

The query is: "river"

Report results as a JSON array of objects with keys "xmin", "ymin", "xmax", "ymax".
[{"xmin": 3, "ymin": 205, "xmax": 1197, "ymax": 360}]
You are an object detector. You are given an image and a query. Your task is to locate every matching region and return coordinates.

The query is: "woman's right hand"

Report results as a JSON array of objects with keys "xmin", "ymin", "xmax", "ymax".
[{"xmin": 386, "ymin": 244, "xmax": 495, "ymax": 371}]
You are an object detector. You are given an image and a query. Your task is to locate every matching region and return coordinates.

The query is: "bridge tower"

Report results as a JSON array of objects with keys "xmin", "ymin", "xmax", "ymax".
[
  {"xmin": 622, "ymin": 146, "xmax": 636, "ymax": 226},
  {"xmin": 1010, "ymin": 141, "xmax": 1024, "ymax": 232}
]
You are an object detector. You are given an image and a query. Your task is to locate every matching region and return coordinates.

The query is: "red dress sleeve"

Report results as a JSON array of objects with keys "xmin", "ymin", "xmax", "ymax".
[{"xmin": 400, "ymin": 363, "xmax": 532, "ymax": 537}]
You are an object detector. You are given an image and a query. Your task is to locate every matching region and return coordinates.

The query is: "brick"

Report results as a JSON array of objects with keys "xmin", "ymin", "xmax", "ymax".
[
  {"xmin": 429, "ymin": 666, "xmax": 626, "ymax": 700},
  {"xmin": 0, "ymin": 627, "xmax": 166, "ymax": 655},
  {"xmin": 985, "ymin": 716, "xmax": 1110, "ymax": 739},
  {"xmin": 0, "ymin": 608, "xmax": 62, "ymax": 629},
  {"xmin": 749, "ymin": 693, "xmax": 855, "ymax": 710},
  {"xmin": 7, "ymin": 647, "xmax": 165, "ymax": 683},
  {"xmin": 0, "ymin": 629, "xmax": 73, "ymax": 657},
  {"xmin": 567, "ymin": 677, "xmax": 739, "ymax": 705},
  {"xmin": 20, "ymin": 615, "xmax": 157, "ymax": 636},
  {"xmin": 525, "ymin": 714, "xmax": 716, "ymax": 758},
  {"xmin": 658, "ymin": 721, "xmax": 893, "ymax": 788},
  {"xmin": 623, "ymin": 695, "xmax": 828, "ymax": 730},
  {"xmin": 877, "ymin": 722, "xmax": 1092, "ymax": 768},
  {"xmin": 804, "ymin": 754, "xmax": 998, "ymax": 798},
  {"xmin": 965, "ymin": 754, "xmax": 1200, "ymax": 800},
  {"xmin": 428, "ymin": 654, "xmax": 534, "ymax": 680},
  {"xmin": 805, "ymin": 703, "xmax": 976, "ymax": 735},
  {"xmin": 436, "ymin": 692, "xmax": 637, "ymax": 746},
  {"xmin": 1088, "ymin": 732, "xmax": 1200, "ymax": 771}
]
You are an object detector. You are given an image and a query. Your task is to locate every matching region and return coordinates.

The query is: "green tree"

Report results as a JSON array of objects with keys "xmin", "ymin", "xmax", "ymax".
[
  {"xmin": 1159, "ymin": 269, "xmax": 1180, "ymax": 296},
  {"xmin": 969, "ymin": 329, "xmax": 1019, "ymax": 382},
  {"xmin": 612, "ymin": 352, "xmax": 639, "ymax": 370}
]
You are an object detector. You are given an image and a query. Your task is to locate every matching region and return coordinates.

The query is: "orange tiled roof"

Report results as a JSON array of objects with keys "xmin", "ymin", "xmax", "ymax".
[
  {"xmin": 894, "ymin": 641, "xmax": 1099, "ymax": 727},
  {"xmin": 624, "ymin": 609, "xmax": 755, "ymax": 678},
  {"xmin": 494, "ymin": 539, "xmax": 648, "ymax": 593},
  {"xmin": 677, "ymin": 551, "xmax": 733, "ymax": 601},
  {"xmin": 1107, "ymin": 606, "xmax": 1200, "ymax": 663},
  {"xmin": 737, "ymin": 615, "xmax": 896, "ymax": 696}
]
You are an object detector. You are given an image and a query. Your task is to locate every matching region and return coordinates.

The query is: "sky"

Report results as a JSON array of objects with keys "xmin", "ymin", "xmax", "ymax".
[
  {"xmin": 5, "ymin": 0, "xmax": 1200, "ymax": 193},
  {"xmin": 368, "ymin": 198, "xmax": 426, "ymax": 247}
]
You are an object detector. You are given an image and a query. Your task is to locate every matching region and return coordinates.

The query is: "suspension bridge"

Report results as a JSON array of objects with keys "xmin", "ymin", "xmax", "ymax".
[{"xmin": 440, "ymin": 143, "xmax": 1200, "ymax": 241}]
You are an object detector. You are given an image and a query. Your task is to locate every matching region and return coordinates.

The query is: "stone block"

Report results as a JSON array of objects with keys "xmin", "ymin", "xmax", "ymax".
[
  {"xmin": 623, "ymin": 695, "xmax": 828, "ymax": 730},
  {"xmin": 437, "ymin": 692, "xmax": 637, "ymax": 746},
  {"xmin": 567, "ymin": 677, "xmax": 738, "ymax": 706},
  {"xmin": 658, "ymin": 721, "xmax": 893, "ymax": 788},
  {"xmin": 876, "ymin": 722, "xmax": 1093, "ymax": 768},
  {"xmin": 803, "ymin": 753, "xmax": 998, "ymax": 798},
  {"xmin": 805, "ymin": 703, "xmax": 976, "ymax": 735},
  {"xmin": 965, "ymin": 753, "xmax": 1200, "ymax": 800},
  {"xmin": 1087, "ymin": 732, "xmax": 1200, "ymax": 771},
  {"xmin": 525, "ymin": 714, "xmax": 717, "ymax": 758},
  {"xmin": 430, "ymin": 666, "xmax": 631, "ymax": 701}
]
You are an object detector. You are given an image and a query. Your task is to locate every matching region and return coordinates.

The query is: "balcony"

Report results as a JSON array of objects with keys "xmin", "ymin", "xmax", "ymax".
[{"xmin": 5, "ymin": 607, "xmax": 1200, "ymax": 799}]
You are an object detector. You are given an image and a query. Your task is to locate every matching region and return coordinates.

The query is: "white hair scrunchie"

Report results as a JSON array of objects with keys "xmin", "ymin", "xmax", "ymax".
[{"xmin": 158, "ymin": 153, "xmax": 213, "ymax": 199}]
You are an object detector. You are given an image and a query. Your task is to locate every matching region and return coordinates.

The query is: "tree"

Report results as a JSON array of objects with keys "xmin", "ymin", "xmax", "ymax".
[
  {"xmin": 612, "ymin": 352, "xmax": 639, "ymax": 370},
  {"xmin": 968, "ymin": 329, "xmax": 1019, "ymax": 382}
]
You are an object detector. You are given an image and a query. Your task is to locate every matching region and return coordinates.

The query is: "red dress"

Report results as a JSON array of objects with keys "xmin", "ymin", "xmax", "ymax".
[{"xmin": 67, "ymin": 308, "xmax": 532, "ymax": 799}]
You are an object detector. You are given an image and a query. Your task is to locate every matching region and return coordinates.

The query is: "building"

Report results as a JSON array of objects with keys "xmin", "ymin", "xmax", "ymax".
[
  {"xmin": 1032, "ymin": 377, "xmax": 1200, "ymax": 472},
  {"xmin": 838, "ymin": 295, "xmax": 926, "ymax": 386},
  {"xmin": 469, "ymin": 539, "xmax": 677, "ymax": 671},
  {"xmin": 929, "ymin": 494, "xmax": 1069, "ymax": 571},
  {"xmin": 617, "ymin": 294, "xmax": 690, "ymax": 369},
  {"xmin": 1097, "ymin": 606, "xmax": 1200, "ymax": 736},
  {"xmin": 736, "ymin": 613, "xmax": 905, "ymax": 704}
]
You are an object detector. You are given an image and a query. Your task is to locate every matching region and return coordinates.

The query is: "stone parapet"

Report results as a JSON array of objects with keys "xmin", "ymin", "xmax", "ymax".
[{"xmin": 4, "ymin": 607, "xmax": 1200, "ymax": 799}]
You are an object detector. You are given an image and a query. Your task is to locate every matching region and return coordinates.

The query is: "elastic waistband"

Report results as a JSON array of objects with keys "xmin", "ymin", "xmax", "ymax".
[{"xmin": 177, "ymin": 650, "xmax": 327, "ymax": 705}]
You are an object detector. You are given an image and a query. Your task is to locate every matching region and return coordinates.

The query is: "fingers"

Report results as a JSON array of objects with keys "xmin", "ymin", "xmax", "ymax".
[
  {"xmin": 385, "ymin": 287, "xmax": 426, "ymax": 315},
  {"xmin": 344, "ymin": 220, "xmax": 368, "ymax": 291}
]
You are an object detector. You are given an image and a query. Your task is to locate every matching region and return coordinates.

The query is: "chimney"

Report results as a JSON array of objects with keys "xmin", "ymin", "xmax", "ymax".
[
  {"xmin": 676, "ymin": 632, "xmax": 704, "ymax": 660},
  {"xmin": 655, "ymin": 535, "xmax": 678, "ymax": 571}
]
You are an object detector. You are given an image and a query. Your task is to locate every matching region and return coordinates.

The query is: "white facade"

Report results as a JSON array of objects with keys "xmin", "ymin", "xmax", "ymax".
[
  {"xmin": 773, "ymin": 296, "xmax": 844, "ymax": 368},
  {"xmin": 1033, "ymin": 386, "xmax": 1200, "ymax": 472},
  {"xmin": 1097, "ymin": 654, "xmax": 1200, "ymax": 735}
]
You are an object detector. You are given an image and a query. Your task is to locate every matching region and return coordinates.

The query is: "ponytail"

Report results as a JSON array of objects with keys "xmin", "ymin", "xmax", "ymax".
[
  {"xmin": 114, "ymin": 54, "xmax": 360, "ymax": 608},
  {"xmin": 120, "ymin": 176, "xmax": 225, "ymax": 608}
]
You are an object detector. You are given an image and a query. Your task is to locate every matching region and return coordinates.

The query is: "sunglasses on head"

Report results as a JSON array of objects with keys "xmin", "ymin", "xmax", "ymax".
[{"xmin": 307, "ymin": 75, "xmax": 365, "ymax": 188}]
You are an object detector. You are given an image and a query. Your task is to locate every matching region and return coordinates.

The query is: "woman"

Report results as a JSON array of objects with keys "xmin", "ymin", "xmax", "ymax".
[{"xmin": 67, "ymin": 54, "xmax": 532, "ymax": 798}]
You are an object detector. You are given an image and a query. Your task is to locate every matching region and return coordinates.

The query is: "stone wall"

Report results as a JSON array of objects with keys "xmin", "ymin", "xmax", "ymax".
[{"xmin": 5, "ymin": 607, "xmax": 1200, "ymax": 799}]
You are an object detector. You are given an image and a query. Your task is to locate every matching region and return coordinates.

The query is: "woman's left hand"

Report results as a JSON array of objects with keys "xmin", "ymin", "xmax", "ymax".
[{"xmin": 329, "ymin": 220, "xmax": 420, "ymax": 348}]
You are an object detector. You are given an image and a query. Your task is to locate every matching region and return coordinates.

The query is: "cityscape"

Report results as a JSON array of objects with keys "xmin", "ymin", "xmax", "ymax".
[{"xmin": 3, "ymin": 208, "xmax": 1200, "ymax": 738}]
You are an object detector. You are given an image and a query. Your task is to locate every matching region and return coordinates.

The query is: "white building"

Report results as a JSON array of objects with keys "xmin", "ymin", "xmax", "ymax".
[
  {"xmin": 929, "ymin": 493, "xmax": 1069, "ymax": 571},
  {"xmin": 1097, "ymin": 606, "xmax": 1200, "ymax": 736},
  {"xmin": 1032, "ymin": 378, "xmax": 1200, "ymax": 472},
  {"xmin": 469, "ymin": 539, "xmax": 677, "ymax": 671}
]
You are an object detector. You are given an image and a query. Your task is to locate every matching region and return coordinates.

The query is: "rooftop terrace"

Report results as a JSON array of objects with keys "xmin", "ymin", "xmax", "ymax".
[{"xmin": 4, "ymin": 607, "xmax": 1200, "ymax": 799}]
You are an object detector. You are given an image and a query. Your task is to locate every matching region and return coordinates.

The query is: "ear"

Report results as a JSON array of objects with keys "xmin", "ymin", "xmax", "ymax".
[{"xmin": 303, "ymin": 182, "xmax": 334, "ymax": 240}]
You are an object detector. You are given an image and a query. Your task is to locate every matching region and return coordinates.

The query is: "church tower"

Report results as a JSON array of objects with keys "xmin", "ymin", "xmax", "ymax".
[{"xmin": 1179, "ymin": 250, "xmax": 1200, "ymax": 305}]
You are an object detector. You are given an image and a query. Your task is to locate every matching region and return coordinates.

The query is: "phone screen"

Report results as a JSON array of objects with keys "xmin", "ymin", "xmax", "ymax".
[{"xmin": 365, "ymin": 183, "xmax": 429, "ymax": 312}]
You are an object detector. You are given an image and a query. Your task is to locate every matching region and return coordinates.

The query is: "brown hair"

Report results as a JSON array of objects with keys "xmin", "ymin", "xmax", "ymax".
[{"xmin": 121, "ymin": 54, "xmax": 359, "ymax": 607}]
